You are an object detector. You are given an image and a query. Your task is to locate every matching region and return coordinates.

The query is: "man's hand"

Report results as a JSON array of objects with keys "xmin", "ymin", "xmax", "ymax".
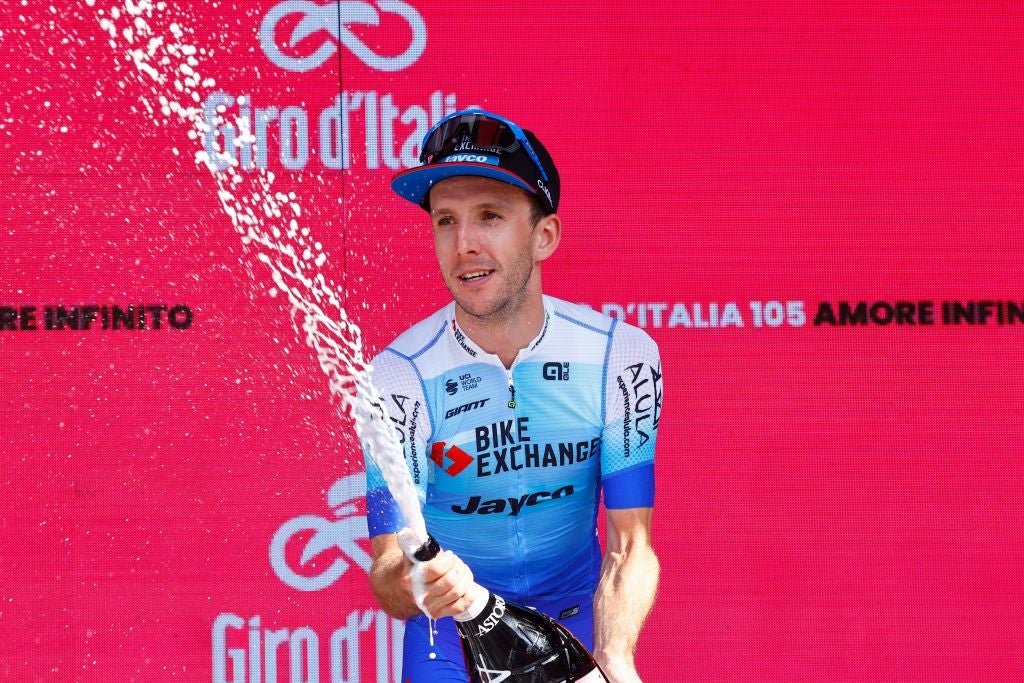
[
  {"xmin": 412, "ymin": 548, "xmax": 477, "ymax": 618},
  {"xmin": 368, "ymin": 534, "xmax": 476, "ymax": 620}
]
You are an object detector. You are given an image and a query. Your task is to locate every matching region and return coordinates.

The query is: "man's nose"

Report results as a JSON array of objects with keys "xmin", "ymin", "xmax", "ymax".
[{"xmin": 455, "ymin": 221, "xmax": 481, "ymax": 254}]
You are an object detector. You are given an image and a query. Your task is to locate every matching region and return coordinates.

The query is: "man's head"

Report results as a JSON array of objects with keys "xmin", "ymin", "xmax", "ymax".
[
  {"xmin": 391, "ymin": 110, "xmax": 562, "ymax": 323},
  {"xmin": 425, "ymin": 175, "xmax": 560, "ymax": 322}
]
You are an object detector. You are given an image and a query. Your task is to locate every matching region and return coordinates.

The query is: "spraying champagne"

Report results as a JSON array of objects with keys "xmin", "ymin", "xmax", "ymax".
[{"xmin": 399, "ymin": 530, "xmax": 608, "ymax": 683}]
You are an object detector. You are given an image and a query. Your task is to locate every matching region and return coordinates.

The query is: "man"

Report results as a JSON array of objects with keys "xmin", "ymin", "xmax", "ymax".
[{"xmin": 363, "ymin": 109, "xmax": 661, "ymax": 682}]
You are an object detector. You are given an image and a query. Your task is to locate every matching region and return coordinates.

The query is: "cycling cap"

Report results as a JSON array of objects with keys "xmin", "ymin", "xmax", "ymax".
[{"xmin": 391, "ymin": 109, "xmax": 560, "ymax": 213}]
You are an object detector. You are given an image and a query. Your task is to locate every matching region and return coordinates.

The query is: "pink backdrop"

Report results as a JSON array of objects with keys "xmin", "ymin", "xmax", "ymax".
[{"xmin": 3, "ymin": 1, "xmax": 1023, "ymax": 680}]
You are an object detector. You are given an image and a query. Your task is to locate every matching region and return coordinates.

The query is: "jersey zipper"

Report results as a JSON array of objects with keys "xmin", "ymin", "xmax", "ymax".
[
  {"xmin": 505, "ymin": 363, "xmax": 526, "ymax": 595},
  {"xmin": 506, "ymin": 367, "xmax": 516, "ymax": 409}
]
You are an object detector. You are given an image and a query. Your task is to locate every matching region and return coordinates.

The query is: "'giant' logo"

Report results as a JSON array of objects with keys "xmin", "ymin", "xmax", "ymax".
[{"xmin": 260, "ymin": 0, "xmax": 427, "ymax": 73}]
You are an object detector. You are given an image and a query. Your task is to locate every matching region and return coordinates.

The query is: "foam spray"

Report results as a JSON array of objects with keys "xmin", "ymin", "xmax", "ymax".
[{"xmin": 91, "ymin": 0, "xmax": 429, "ymax": 565}]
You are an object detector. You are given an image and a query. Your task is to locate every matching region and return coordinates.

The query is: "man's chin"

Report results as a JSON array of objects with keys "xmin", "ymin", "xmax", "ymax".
[
  {"xmin": 447, "ymin": 280, "xmax": 529, "ymax": 323},
  {"xmin": 454, "ymin": 298, "xmax": 502, "ymax": 321},
  {"xmin": 444, "ymin": 281, "xmax": 493, "ymax": 317}
]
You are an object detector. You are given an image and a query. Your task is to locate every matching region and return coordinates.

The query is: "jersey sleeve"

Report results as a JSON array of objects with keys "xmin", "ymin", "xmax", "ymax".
[
  {"xmin": 362, "ymin": 349, "xmax": 432, "ymax": 537},
  {"xmin": 601, "ymin": 322, "xmax": 662, "ymax": 509}
]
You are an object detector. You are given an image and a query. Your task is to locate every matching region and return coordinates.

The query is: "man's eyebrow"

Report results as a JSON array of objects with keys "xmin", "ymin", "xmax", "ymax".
[{"xmin": 430, "ymin": 200, "xmax": 513, "ymax": 216}]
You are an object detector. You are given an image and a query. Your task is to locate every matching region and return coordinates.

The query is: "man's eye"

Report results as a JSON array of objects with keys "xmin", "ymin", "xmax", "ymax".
[
  {"xmin": 483, "ymin": 212, "xmax": 502, "ymax": 221},
  {"xmin": 436, "ymin": 216, "xmax": 454, "ymax": 226}
]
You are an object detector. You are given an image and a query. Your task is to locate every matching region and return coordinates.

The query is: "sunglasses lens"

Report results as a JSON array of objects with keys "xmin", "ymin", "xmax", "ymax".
[
  {"xmin": 422, "ymin": 114, "xmax": 517, "ymax": 160},
  {"xmin": 471, "ymin": 117, "xmax": 506, "ymax": 147}
]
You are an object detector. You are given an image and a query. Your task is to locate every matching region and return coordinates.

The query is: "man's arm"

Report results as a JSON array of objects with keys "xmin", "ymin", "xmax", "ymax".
[
  {"xmin": 369, "ymin": 534, "xmax": 419, "ymax": 619},
  {"xmin": 369, "ymin": 533, "xmax": 477, "ymax": 621},
  {"xmin": 593, "ymin": 506, "xmax": 659, "ymax": 683}
]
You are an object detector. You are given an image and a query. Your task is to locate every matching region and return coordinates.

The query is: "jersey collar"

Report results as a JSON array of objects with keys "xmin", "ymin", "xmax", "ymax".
[{"xmin": 447, "ymin": 299, "xmax": 553, "ymax": 363}]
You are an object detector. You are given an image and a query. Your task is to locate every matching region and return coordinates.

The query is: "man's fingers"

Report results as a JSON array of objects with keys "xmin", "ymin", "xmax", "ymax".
[
  {"xmin": 419, "ymin": 554, "xmax": 476, "ymax": 618},
  {"xmin": 427, "ymin": 555, "xmax": 466, "ymax": 595},
  {"xmin": 436, "ymin": 560, "xmax": 473, "ymax": 597},
  {"xmin": 420, "ymin": 550, "xmax": 457, "ymax": 581}
]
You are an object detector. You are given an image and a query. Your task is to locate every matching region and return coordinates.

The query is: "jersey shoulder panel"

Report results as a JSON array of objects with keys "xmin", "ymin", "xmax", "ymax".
[
  {"xmin": 369, "ymin": 350, "xmax": 432, "ymax": 429},
  {"xmin": 605, "ymin": 316, "xmax": 662, "ymax": 422},
  {"xmin": 363, "ymin": 312, "xmax": 449, "ymax": 537},
  {"xmin": 382, "ymin": 303, "xmax": 453, "ymax": 361},
  {"xmin": 546, "ymin": 296, "xmax": 616, "ymax": 338},
  {"xmin": 608, "ymin": 316, "xmax": 660, "ymax": 360}
]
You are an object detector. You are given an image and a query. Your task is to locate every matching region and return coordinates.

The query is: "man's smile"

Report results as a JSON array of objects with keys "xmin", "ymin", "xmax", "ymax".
[{"xmin": 459, "ymin": 270, "xmax": 494, "ymax": 282}]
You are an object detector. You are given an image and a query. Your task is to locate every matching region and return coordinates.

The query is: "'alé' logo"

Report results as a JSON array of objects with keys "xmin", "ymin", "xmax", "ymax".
[
  {"xmin": 542, "ymin": 361, "xmax": 569, "ymax": 381},
  {"xmin": 430, "ymin": 441, "xmax": 474, "ymax": 476},
  {"xmin": 451, "ymin": 485, "xmax": 575, "ymax": 516},
  {"xmin": 259, "ymin": 0, "xmax": 427, "ymax": 73}
]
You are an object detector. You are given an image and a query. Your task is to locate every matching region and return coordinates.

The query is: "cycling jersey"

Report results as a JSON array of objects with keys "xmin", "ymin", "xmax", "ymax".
[
  {"xmin": 362, "ymin": 295, "xmax": 659, "ymax": 679},
  {"xmin": 364, "ymin": 295, "xmax": 661, "ymax": 606}
]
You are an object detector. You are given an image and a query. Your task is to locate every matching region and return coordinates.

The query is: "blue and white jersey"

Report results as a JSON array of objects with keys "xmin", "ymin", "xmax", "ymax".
[{"xmin": 363, "ymin": 295, "xmax": 661, "ymax": 604}]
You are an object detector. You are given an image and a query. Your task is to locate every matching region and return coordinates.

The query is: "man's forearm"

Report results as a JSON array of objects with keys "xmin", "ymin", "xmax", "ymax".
[
  {"xmin": 593, "ymin": 536, "xmax": 660, "ymax": 670},
  {"xmin": 368, "ymin": 537, "xmax": 420, "ymax": 620}
]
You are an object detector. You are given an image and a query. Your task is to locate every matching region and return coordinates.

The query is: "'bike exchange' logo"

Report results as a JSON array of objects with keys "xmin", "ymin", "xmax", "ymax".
[{"xmin": 259, "ymin": 0, "xmax": 427, "ymax": 72}]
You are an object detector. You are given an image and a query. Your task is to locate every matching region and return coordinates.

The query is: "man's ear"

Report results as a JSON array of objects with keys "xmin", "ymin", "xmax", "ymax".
[{"xmin": 533, "ymin": 213, "xmax": 562, "ymax": 262}]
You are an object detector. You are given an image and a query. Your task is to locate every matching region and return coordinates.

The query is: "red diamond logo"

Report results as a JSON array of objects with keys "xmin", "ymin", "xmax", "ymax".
[{"xmin": 430, "ymin": 442, "xmax": 474, "ymax": 476}]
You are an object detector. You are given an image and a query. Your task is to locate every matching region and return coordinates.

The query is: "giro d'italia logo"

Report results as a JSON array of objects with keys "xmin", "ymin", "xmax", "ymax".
[
  {"xmin": 269, "ymin": 472, "xmax": 373, "ymax": 591},
  {"xmin": 259, "ymin": 0, "xmax": 427, "ymax": 72}
]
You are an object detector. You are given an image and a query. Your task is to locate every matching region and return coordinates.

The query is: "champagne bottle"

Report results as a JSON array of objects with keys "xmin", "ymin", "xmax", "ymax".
[{"xmin": 401, "ymin": 531, "xmax": 608, "ymax": 683}]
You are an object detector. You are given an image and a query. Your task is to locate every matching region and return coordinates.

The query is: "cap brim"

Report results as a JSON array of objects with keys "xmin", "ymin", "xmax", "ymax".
[{"xmin": 391, "ymin": 162, "xmax": 537, "ymax": 209}]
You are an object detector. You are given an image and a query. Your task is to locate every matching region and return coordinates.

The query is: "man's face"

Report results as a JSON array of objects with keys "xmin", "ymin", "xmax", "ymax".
[{"xmin": 428, "ymin": 176, "xmax": 543, "ymax": 322}]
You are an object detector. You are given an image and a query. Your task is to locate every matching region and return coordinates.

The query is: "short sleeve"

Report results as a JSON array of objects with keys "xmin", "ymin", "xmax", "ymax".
[
  {"xmin": 601, "ymin": 322, "xmax": 662, "ymax": 508},
  {"xmin": 362, "ymin": 350, "xmax": 432, "ymax": 537}
]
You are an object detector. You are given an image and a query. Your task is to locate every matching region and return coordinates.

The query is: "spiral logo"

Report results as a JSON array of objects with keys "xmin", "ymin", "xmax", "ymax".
[
  {"xmin": 259, "ymin": 0, "xmax": 427, "ymax": 73},
  {"xmin": 269, "ymin": 472, "xmax": 375, "ymax": 591}
]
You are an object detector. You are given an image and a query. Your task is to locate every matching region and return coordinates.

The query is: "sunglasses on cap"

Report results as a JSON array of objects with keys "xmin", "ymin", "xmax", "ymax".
[{"xmin": 419, "ymin": 109, "xmax": 550, "ymax": 183}]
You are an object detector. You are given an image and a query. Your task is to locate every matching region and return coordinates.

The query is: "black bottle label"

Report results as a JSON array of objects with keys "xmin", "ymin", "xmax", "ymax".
[
  {"xmin": 473, "ymin": 593, "xmax": 506, "ymax": 637},
  {"xmin": 455, "ymin": 591, "xmax": 606, "ymax": 682}
]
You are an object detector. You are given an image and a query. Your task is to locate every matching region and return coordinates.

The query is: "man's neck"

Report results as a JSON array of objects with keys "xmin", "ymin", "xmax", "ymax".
[{"xmin": 454, "ymin": 295, "xmax": 546, "ymax": 368}]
